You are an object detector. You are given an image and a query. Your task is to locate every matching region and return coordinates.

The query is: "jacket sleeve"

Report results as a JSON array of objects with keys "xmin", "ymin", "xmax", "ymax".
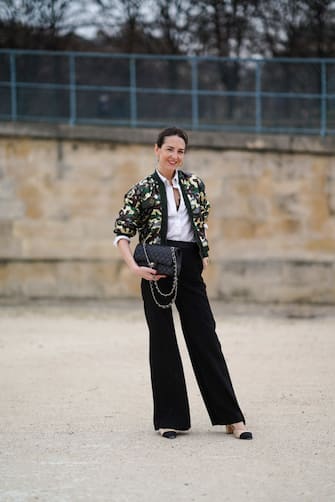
[
  {"xmin": 114, "ymin": 186, "xmax": 142, "ymax": 238},
  {"xmin": 199, "ymin": 179, "xmax": 210, "ymax": 223}
]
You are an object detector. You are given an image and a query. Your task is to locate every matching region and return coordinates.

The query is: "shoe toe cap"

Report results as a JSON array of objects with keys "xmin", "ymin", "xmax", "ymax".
[
  {"xmin": 239, "ymin": 431, "xmax": 253, "ymax": 440},
  {"xmin": 162, "ymin": 431, "xmax": 177, "ymax": 439}
]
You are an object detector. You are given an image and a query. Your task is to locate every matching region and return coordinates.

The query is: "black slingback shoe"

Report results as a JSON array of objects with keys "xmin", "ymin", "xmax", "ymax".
[
  {"xmin": 159, "ymin": 429, "xmax": 178, "ymax": 439},
  {"xmin": 226, "ymin": 424, "xmax": 253, "ymax": 440},
  {"xmin": 162, "ymin": 431, "xmax": 177, "ymax": 439}
]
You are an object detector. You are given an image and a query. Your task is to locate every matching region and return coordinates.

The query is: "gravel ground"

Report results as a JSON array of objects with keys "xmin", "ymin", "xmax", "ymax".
[{"xmin": 0, "ymin": 300, "xmax": 334, "ymax": 502}]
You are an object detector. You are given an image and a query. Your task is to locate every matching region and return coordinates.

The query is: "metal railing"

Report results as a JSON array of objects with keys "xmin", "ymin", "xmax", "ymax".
[{"xmin": 0, "ymin": 49, "xmax": 335, "ymax": 135}]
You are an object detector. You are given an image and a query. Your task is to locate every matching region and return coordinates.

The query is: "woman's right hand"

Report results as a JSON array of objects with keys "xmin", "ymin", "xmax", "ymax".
[{"xmin": 133, "ymin": 265, "xmax": 166, "ymax": 282}]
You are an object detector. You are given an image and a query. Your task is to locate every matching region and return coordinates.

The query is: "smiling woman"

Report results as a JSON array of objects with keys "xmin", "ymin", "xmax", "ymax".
[
  {"xmin": 113, "ymin": 126, "xmax": 253, "ymax": 441},
  {"xmin": 155, "ymin": 131, "xmax": 186, "ymax": 212}
]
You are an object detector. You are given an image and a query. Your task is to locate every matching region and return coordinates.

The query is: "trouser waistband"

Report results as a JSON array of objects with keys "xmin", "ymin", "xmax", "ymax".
[{"xmin": 166, "ymin": 240, "xmax": 198, "ymax": 249}]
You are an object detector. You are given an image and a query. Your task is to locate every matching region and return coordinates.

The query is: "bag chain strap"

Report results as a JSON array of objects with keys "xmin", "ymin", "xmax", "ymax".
[{"xmin": 142, "ymin": 242, "xmax": 178, "ymax": 309}]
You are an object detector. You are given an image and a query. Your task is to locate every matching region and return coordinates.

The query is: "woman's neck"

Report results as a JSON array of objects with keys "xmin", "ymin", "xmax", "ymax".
[{"xmin": 157, "ymin": 167, "xmax": 176, "ymax": 183}]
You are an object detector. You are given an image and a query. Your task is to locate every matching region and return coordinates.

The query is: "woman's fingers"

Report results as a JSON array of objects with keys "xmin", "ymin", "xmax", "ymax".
[
  {"xmin": 135, "ymin": 266, "xmax": 157, "ymax": 281},
  {"xmin": 135, "ymin": 266, "xmax": 166, "ymax": 281}
]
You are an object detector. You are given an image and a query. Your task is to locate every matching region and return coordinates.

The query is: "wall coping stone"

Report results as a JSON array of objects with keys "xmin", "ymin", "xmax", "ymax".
[{"xmin": 1, "ymin": 121, "xmax": 335, "ymax": 154}]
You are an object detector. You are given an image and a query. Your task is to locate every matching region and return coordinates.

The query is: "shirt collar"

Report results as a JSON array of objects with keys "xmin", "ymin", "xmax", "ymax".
[{"xmin": 156, "ymin": 169, "xmax": 179, "ymax": 187}]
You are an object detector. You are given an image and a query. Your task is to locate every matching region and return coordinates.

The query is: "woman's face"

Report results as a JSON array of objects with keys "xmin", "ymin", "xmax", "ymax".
[{"xmin": 155, "ymin": 135, "xmax": 186, "ymax": 177}]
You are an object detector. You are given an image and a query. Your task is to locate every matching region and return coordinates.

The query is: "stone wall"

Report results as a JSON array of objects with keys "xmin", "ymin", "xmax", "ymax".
[{"xmin": 0, "ymin": 122, "xmax": 335, "ymax": 303}]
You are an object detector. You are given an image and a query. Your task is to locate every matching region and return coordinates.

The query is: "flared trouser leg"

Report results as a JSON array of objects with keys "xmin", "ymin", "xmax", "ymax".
[
  {"xmin": 174, "ymin": 246, "xmax": 245, "ymax": 426},
  {"xmin": 142, "ymin": 279, "xmax": 191, "ymax": 431},
  {"xmin": 141, "ymin": 242, "xmax": 245, "ymax": 430}
]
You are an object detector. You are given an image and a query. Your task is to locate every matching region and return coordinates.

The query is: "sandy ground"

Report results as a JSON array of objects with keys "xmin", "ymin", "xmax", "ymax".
[{"xmin": 0, "ymin": 300, "xmax": 335, "ymax": 502}]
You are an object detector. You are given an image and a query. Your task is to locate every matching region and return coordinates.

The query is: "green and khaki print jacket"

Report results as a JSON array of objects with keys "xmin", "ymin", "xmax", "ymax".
[{"xmin": 114, "ymin": 170, "xmax": 210, "ymax": 257}]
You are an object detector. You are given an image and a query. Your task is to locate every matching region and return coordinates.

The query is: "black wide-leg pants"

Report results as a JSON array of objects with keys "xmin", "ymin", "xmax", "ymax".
[{"xmin": 141, "ymin": 241, "xmax": 245, "ymax": 431}]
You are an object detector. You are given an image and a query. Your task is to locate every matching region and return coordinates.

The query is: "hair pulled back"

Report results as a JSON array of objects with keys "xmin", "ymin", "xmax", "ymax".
[{"xmin": 156, "ymin": 127, "xmax": 188, "ymax": 150}]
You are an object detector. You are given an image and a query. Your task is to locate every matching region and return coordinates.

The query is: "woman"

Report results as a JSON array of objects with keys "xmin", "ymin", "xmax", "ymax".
[{"xmin": 114, "ymin": 127, "xmax": 252, "ymax": 440}]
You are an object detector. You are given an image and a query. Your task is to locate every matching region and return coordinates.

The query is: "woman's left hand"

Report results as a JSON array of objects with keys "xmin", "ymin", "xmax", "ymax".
[{"xmin": 203, "ymin": 257, "xmax": 209, "ymax": 269}]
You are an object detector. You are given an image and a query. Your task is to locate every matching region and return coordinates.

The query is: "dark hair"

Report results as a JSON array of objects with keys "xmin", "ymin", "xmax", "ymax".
[{"xmin": 156, "ymin": 127, "xmax": 188, "ymax": 150}]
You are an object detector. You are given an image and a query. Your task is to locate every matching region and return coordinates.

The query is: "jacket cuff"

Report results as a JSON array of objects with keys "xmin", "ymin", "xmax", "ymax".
[{"xmin": 202, "ymin": 246, "xmax": 209, "ymax": 258}]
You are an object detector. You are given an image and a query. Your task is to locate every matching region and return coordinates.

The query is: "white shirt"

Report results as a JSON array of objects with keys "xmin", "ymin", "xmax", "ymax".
[
  {"xmin": 114, "ymin": 169, "xmax": 195, "ymax": 245},
  {"xmin": 156, "ymin": 169, "xmax": 195, "ymax": 242}
]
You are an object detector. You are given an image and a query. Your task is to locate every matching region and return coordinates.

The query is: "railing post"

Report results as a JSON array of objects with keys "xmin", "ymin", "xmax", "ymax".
[
  {"xmin": 320, "ymin": 61, "xmax": 327, "ymax": 136},
  {"xmin": 129, "ymin": 57, "xmax": 137, "ymax": 127},
  {"xmin": 191, "ymin": 57, "xmax": 199, "ymax": 130},
  {"xmin": 9, "ymin": 52, "xmax": 17, "ymax": 122},
  {"xmin": 69, "ymin": 53, "xmax": 76, "ymax": 125},
  {"xmin": 255, "ymin": 60, "xmax": 262, "ymax": 133}
]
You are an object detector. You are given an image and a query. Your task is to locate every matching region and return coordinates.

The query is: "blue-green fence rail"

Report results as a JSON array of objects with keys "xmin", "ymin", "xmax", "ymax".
[{"xmin": 1, "ymin": 49, "xmax": 335, "ymax": 135}]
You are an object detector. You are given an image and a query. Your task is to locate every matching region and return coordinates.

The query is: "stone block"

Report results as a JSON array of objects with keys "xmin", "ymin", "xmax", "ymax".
[
  {"xmin": 0, "ymin": 221, "xmax": 20, "ymax": 258},
  {"xmin": 213, "ymin": 151, "xmax": 266, "ymax": 179},
  {"xmin": 0, "ymin": 259, "xmax": 139, "ymax": 299},
  {"xmin": 13, "ymin": 219, "xmax": 115, "ymax": 241},
  {"xmin": 214, "ymin": 184, "xmax": 249, "ymax": 218},
  {"xmin": 13, "ymin": 220, "xmax": 82, "ymax": 240},
  {"xmin": 21, "ymin": 238, "xmax": 116, "ymax": 260},
  {"xmin": 274, "ymin": 193, "xmax": 304, "ymax": 218},
  {"xmin": 0, "ymin": 200, "xmax": 25, "ymax": 220},
  {"xmin": 0, "ymin": 239, "xmax": 21, "ymax": 258},
  {"xmin": 218, "ymin": 259, "xmax": 335, "ymax": 304},
  {"xmin": 4, "ymin": 138, "xmax": 57, "ymax": 169},
  {"xmin": 248, "ymin": 195, "xmax": 271, "ymax": 221},
  {"xmin": 0, "ymin": 261, "xmax": 53, "ymax": 297},
  {"xmin": 54, "ymin": 261, "xmax": 125, "ymax": 297},
  {"xmin": 219, "ymin": 219, "xmax": 257, "ymax": 239},
  {"xmin": 0, "ymin": 179, "xmax": 16, "ymax": 200},
  {"xmin": 0, "ymin": 221, "xmax": 13, "ymax": 237},
  {"xmin": 17, "ymin": 183, "xmax": 44, "ymax": 219},
  {"xmin": 271, "ymin": 218, "xmax": 301, "ymax": 235},
  {"xmin": 305, "ymin": 239, "xmax": 335, "ymax": 253},
  {"xmin": 304, "ymin": 194, "xmax": 329, "ymax": 232}
]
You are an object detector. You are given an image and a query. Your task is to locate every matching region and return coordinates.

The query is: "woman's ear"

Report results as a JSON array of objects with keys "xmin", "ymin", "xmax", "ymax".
[{"xmin": 154, "ymin": 144, "xmax": 160, "ymax": 162}]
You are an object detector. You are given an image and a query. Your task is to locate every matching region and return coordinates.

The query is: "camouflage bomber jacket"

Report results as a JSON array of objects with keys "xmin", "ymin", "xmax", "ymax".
[{"xmin": 114, "ymin": 170, "xmax": 210, "ymax": 258}]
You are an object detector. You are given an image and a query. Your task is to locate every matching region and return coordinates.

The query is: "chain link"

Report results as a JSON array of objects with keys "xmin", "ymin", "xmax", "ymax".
[{"xmin": 143, "ymin": 242, "xmax": 178, "ymax": 309}]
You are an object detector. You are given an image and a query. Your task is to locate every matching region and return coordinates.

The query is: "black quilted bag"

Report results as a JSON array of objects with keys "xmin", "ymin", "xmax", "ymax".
[
  {"xmin": 134, "ymin": 243, "xmax": 182, "ymax": 277},
  {"xmin": 133, "ymin": 243, "xmax": 182, "ymax": 309}
]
